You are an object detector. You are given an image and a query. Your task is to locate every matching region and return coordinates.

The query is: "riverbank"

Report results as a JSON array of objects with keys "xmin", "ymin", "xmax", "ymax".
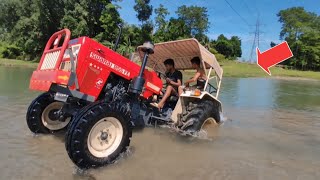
[
  {"xmin": 220, "ymin": 61, "xmax": 320, "ymax": 80},
  {"xmin": 1, "ymin": 58, "xmax": 319, "ymax": 80},
  {"xmin": 0, "ymin": 58, "xmax": 38, "ymax": 68}
]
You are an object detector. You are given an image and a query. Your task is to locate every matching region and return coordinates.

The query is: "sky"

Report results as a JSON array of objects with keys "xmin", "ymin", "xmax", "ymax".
[{"xmin": 115, "ymin": 0, "xmax": 320, "ymax": 61}]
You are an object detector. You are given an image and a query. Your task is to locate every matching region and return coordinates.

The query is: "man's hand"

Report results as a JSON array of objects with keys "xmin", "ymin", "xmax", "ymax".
[
  {"xmin": 166, "ymin": 78, "xmax": 172, "ymax": 84},
  {"xmin": 184, "ymin": 82, "xmax": 189, "ymax": 87}
]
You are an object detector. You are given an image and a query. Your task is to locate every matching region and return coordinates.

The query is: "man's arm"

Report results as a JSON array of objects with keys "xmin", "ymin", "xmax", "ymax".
[
  {"xmin": 166, "ymin": 71, "xmax": 182, "ymax": 87},
  {"xmin": 184, "ymin": 72, "xmax": 201, "ymax": 85},
  {"xmin": 168, "ymin": 79, "xmax": 181, "ymax": 87}
]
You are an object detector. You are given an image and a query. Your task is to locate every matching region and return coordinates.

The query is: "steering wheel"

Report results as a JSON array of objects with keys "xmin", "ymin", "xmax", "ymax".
[{"xmin": 155, "ymin": 70, "xmax": 167, "ymax": 80}]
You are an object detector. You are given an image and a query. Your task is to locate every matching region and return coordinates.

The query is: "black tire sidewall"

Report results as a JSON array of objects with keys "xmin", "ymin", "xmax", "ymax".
[
  {"xmin": 26, "ymin": 92, "xmax": 54, "ymax": 133},
  {"xmin": 66, "ymin": 102, "xmax": 132, "ymax": 168},
  {"xmin": 184, "ymin": 100, "xmax": 218, "ymax": 132}
]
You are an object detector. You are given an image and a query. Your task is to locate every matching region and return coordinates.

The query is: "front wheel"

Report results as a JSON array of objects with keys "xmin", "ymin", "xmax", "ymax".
[
  {"xmin": 26, "ymin": 92, "xmax": 70, "ymax": 133},
  {"xmin": 65, "ymin": 101, "xmax": 132, "ymax": 169}
]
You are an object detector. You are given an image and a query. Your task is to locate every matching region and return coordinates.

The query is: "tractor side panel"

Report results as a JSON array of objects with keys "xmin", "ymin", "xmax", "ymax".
[
  {"xmin": 30, "ymin": 31, "xmax": 163, "ymax": 101},
  {"xmin": 77, "ymin": 38, "xmax": 162, "ymax": 99}
]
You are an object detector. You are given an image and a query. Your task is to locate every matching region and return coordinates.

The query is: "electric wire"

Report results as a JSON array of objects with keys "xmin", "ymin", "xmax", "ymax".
[{"xmin": 223, "ymin": 0, "xmax": 251, "ymax": 27}]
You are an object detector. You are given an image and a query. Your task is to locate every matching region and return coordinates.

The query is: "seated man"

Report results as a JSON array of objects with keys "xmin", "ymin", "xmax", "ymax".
[
  {"xmin": 151, "ymin": 58, "xmax": 182, "ymax": 109},
  {"xmin": 178, "ymin": 57, "xmax": 207, "ymax": 95}
]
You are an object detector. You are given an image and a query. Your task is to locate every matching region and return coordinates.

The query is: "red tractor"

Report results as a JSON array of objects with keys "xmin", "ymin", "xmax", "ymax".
[{"xmin": 26, "ymin": 27, "xmax": 223, "ymax": 168}]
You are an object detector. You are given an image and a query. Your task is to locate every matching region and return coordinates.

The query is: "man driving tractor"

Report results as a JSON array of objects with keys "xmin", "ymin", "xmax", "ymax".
[{"xmin": 151, "ymin": 58, "xmax": 182, "ymax": 109}]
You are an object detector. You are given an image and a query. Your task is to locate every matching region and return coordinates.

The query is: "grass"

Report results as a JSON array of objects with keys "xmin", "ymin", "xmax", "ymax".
[
  {"xmin": 0, "ymin": 58, "xmax": 38, "ymax": 68},
  {"xmin": 220, "ymin": 61, "xmax": 320, "ymax": 80},
  {"xmin": 1, "ymin": 58, "xmax": 319, "ymax": 80}
]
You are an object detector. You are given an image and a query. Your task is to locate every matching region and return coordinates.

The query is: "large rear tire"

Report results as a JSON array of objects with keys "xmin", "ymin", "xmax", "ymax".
[
  {"xmin": 26, "ymin": 92, "xmax": 70, "ymax": 133},
  {"xmin": 65, "ymin": 101, "xmax": 132, "ymax": 169},
  {"xmin": 183, "ymin": 100, "xmax": 220, "ymax": 133}
]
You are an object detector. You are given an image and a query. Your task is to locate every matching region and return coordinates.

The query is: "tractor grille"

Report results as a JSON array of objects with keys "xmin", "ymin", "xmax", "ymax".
[
  {"xmin": 40, "ymin": 50, "xmax": 61, "ymax": 70},
  {"xmin": 59, "ymin": 61, "xmax": 74, "ymax": 71}
]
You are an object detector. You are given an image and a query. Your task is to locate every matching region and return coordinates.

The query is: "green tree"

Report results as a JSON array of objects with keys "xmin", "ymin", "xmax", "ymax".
[
  {"xmin": 215, "ymin": 40, "xmax": 233, "ymax": 58},
  {"xmin": 214, "ymin": 34, "xmax": 241, "ymax": 59},
  {"xmin": 122, "ymin": 24, "xmax": 142, "ymax": 46},
  {"xmin": 153, "ymin": 4, "xmax": 169, "ymax": 42},
  {"xmin": 278, "ymin": 7, "xmax": 320, "ymax": 70},
  {"xmin": 176, "ymin": 5, "xmax": 209, "ymax": 41},
  {"xmin": 61, "ymin": 0, "xmax": 109, "ymax": 38},
  {"xmin": 8, "ymin": 0, "xmax": 42, "ymax": 58},
  {"xmin": 96, "ymin": 3, "xmax": 123, "ymax": 43},
  {"xmin": 270, "ymin": 41, "xmax": 277, "ymax": 47},
  {"xmin": 164, "ymin": 18, "xmax": 190, "ymax": 41},
  {"xmin": 0, "ymin": 0, "xmax": 20, "ymax": 37},
  {"xmin": 133, "ymin": 0, "xmax": 153, "ymax": 41},
  {"xmin": 133, "ymin": 0, "xmax": 153, "ymax": 24},
  {"xmin": 230, "ymin": 36, "xmax": 242, "ymax": 58},
  {"xmin": 154, "ymin": 4, "xmax": 169, "ymax": 32}
]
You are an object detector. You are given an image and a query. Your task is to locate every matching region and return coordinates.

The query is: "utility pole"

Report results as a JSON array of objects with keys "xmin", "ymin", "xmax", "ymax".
[{"xmin": 249, "ymin": 14, "xmax": 260, "ymax": 63}]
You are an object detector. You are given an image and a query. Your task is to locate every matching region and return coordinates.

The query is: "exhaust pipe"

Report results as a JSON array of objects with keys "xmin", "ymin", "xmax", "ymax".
[
  {"xmin": 113, "ymin": 23, "xmax": 123, "ymax": 51},
  {"xmin": 130, "ymin": 41, "xmax": 154, "ymax": 94}
]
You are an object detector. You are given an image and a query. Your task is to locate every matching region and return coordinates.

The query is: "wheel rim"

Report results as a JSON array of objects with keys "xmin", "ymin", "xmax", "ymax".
[
  {"xmin": 87, "ymin": 117, "xmax": 123, "ymax": 158},
  {"xmin": 41, "ymin": 102, "xmax": 70, "ymax": 130},
  {"xmin": 199, "ymin": 117, "xmax": 218, "ymax": 138}
]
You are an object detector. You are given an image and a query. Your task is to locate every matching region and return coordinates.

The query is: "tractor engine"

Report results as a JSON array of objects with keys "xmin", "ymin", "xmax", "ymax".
[{"xmin": 29, "ymin": 29, "xmax": 162, "ymax": 103}]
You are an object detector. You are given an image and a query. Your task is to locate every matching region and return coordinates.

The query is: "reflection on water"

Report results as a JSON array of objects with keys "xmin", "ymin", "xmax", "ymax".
[
  {"xmin": 221, "ymin": 77, "xmax": 320, "ymax": 112},
  {"xmin": 0, "ymin": 66, "xmax": 320, "ymax": 180}
]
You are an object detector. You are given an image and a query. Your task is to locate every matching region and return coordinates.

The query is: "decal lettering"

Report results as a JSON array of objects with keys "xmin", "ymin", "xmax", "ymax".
[
  {"xmin": 90, "ymin": 52, "xmax": 130, "ymax": 77},
  {"xmin": 146, "ymin": 82, "xmax": 160, "ymax": 92},
  {"xmin": 95, "ymin": 78, "xmax": 104, "ymax": 89}
]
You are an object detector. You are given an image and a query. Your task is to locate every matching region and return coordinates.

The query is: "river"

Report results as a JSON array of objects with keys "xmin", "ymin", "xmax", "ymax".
[{"xmin": 0, "ymin": 66, "xmax": 320, "ymax": 180}]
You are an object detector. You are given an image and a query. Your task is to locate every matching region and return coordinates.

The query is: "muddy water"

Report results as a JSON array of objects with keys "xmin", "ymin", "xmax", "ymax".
[{"xmin": 0, "ymin": 66, "xmax": 320, "ymax": 180}]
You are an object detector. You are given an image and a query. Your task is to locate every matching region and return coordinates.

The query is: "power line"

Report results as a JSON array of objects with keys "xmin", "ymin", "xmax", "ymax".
[
  {"xmin": 242, "ymin": 0, "xmax": 255, "ymax": 16},
  {"xmin": 223, "ymin": 0, "xmax": 251, "ymax": 27}
]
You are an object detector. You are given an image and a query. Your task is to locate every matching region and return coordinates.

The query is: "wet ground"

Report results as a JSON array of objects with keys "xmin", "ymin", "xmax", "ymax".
[{"xmin": 0, "ymin": 66, "xmax": 320, "ymax": 180}]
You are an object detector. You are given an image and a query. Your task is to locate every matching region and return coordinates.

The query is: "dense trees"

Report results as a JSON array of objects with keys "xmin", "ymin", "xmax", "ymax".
[
  {"xmin": 0, "ymin": 0, "xmax": 242, "ymax": 61},
  {"xmin": 277, "ymin": 7, "xmax": 320, "ymax": 71},
  {"xmin": 210, "ymin": 35, "xmax": 242, "ymax": 59}
]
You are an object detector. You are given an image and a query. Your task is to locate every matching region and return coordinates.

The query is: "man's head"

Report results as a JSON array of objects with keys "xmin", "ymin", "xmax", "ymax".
[
  {"xmin": 191, "ymin": 57, "xmax": 201, "ymax": 69},
  {"xmin": 164, "ymin": 58, "xmax": 175, "ymax": 72}
]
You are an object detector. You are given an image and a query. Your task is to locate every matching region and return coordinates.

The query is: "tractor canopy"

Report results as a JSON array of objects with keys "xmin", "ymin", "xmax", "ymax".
[{"xmin": 137, "ymin": 38, "xmax": 223, "ymax": 80}]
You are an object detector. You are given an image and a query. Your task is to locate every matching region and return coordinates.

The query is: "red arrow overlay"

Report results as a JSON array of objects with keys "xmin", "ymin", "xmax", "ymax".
[{"xmin": 256, "ymin": 41, "xmax": 293, "ymax": 75}]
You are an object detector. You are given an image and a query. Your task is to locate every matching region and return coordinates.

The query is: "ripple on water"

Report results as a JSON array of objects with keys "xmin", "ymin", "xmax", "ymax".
[{"xmin": 1, "ymin": 67, "xmax": 320, "ymax": 180}]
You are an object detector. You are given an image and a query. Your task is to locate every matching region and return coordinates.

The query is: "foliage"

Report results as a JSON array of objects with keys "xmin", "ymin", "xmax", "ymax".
[
  {"xmin": 133, "ymin": 0, "xmax": 153, "ymax": 23},
  {"xmin": 133, "ymin": 0, "xmax": 153, "ymax": 41},
  {"xmin": 162, "ymin": 18, "xmax": 190, "ymax": 41},
  {"xmin": 212, "ymin": 34, "xmax": 242, "ymax": 59},
  {"xmin": 176, "ymin": 5, "xmax": 209, "ymax": 41},
  {"xmin": 277, "ymin": 7, "xmax": 320, "ymax": 71},
  {"xmin": 96, "ymin": 3, "xmax": 123, "ymax": 43},
  {"xmin": 0, "ymin": 1, "xmax": 240, "ymax": 62},
  {"xmin": 1, "ymin": 44, "xmax": 21, "ymax": 59},
  {"xmin": 270, "ymin": 41, "xmax": 277, "ymax": 47},
  {"xmin": 153, "ymin": 4, "xmax": 169, "ymax": 42}
]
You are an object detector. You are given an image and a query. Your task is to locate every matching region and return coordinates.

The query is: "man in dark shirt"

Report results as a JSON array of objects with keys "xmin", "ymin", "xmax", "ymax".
[{"xmin": 151, "ymin": 58, "xmax": 182, "ymax": 109}]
